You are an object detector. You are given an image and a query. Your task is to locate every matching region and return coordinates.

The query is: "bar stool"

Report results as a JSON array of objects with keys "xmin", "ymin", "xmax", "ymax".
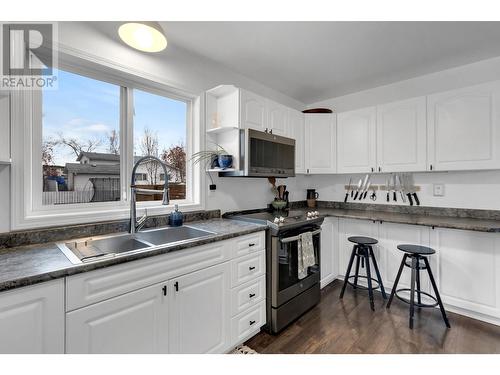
[
  {"xmin": 339, "ymin": 236, "xmax": 387, "ymax": 311},
  {"xmin": 386, "ymin": 244, "xmax": 450, "ymax": 329}
]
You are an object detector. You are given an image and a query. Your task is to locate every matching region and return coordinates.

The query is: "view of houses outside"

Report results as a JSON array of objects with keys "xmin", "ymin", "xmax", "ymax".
[{"xmin": 42, "ymin": 70, "xmax": 187, "ymax": 205}]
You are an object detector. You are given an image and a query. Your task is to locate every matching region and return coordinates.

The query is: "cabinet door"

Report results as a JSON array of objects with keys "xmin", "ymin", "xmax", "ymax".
[
  {"xmin": 169, "ymin": 262, "xmax": 230, "ymax": 354},
  {"xmin": 378, "ymin": 222, "xmax": 430, "ymax": 292},
  {"xmin": 0, "ymin": 93, "xmax": 9, "ymax": 162},
  {"xmin": 337, "ymin": 219, "xmax": 378, "ymax": 281},
  {"xmin": 240, "ymin": 90, "xmax": 267, "ymax": 131},
  {"xmin": 376, "ymin": 97, "xmax": 427, "ymax": 172},
  {"xmin": 267, "ymin": 99, "xmax": 288, "ymax": 136},
  {"xmin": 0, "ymin": 280, "xmax": 64, "ymax": 354},
  {"xmin": 337, "ymin": 107, "xmax": 376, "ymax": 173},
  {"xmin": 427, "ymin": 81, "xmax": 500, "ymax": 171},
  {"xmin": 320, "ymin": 217, "xmax": 338, "ymax": 288},
  {"xmin": 288, "ymin": 108, "xmax": 305, "ymax": 173},
  {"xmin": 66, "ymin": 281, "xmax": 169, "ymax": 354},
  {"xmin": 305, "ymin": 113, "xmax": 336, "ymax": 174},
  {"xmin": 430, "ymin": 228, "xmax": 500, "ymax": 319}
]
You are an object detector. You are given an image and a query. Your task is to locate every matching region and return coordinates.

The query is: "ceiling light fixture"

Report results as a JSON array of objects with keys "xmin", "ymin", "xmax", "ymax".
[{"xmin": 118, "ymin": 22, "xmax": 167, "ymax": 53}]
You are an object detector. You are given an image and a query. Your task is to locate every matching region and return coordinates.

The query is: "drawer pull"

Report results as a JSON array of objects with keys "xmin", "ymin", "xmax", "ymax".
[
  {"xmin": 249, "ymin": 266, "xmax": 256, "ymax": 271},
  {"xmin": 249, "ymin": 320, "xmax": 256, "ymax": 326},
  {"xmin": 249, "ymin": 293, "xmax": 256, "ymax": 298},
  {"xmin": 162, "ymin": 285, "xmax": 167, "ymax": 296},
  {"xmin": 248, "ymin": 243, "xmax": 256, "ymax": 247}
]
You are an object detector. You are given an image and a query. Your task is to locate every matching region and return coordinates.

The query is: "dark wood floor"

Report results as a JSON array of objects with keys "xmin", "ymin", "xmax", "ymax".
[{"xmin": 245, "ymin": 280, "xmax": 500, "ymax": 354}]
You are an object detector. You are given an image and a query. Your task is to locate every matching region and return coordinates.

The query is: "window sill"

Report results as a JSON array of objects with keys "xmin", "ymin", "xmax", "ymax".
[{"xmin": 13, "ymin": 202, "xmax": 205, "ymax": 231}]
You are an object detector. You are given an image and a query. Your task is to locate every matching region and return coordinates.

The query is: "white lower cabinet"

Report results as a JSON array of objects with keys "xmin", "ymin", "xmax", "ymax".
[
  {"xmin": 431, "ymin": 227, "xmax": 500, "ymax": 321},
  {"xmin": 378, "ymin": 222, "xmax": 431, "ymax": 292},
  {"xmin": 64, "ymin": 231, "xmax": 266, "ymax": 354},
  {"xmin": 337, "ymin": 218, "xmax": 379, "ymax": 280},
  {"xmin": 320, "ymin": 217, "xmax": 338, "ymax": 288},
  {"xmin": 168, "ymin": 263, "xmax": 230, "ymax": 354},
  {"xmin": 66, "ymin": 281, "xmax": 169, "ymax": 354},
  {"xmin": 0, "ymin": 279, "xmax": 64, "ymax": 353}
]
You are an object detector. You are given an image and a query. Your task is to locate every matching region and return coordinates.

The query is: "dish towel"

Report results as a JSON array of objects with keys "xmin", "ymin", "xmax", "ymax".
[{"xmin": 298, "ymin": 231, "xmax": 315, "ymax": 280}]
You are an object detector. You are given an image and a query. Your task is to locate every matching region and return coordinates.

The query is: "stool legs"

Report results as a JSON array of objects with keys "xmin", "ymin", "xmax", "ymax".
[
  {"xmin": 409, "ymin": 256, "xmax": 417, "ymax": 329},
  {"xmin": 340, "ymin": 245, "xmax": 357, "ymax": 299},
  {"xmin": 353, "ymin": 250, "xmax": 361, "ymax": 289},
  {"xmin": 369, "ymin": 246, "xmax": 387, "ymax": 299},
  {"xmin": 423, "ymin": 257, "xmax": 451, "ymax": 328},
  {"xmin": 387, "ymin": 254, "xmax": 407, "ymax": 309},
  {"xmin": 415, "ymin": 263, "xmax": 422, "ymax": 307},
  {"xmin": 365, "ymin": 253, "xmax": 375, "ymax": 311}
]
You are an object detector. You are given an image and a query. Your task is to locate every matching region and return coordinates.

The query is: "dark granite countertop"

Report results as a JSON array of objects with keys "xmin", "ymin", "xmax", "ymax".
[
  {"xmin": 0, "ymin": 219, "xmax": 266, "ymax": 293},
  {"xmin": 316, "ymin": 208, "xmax": 500, "ymax": 232}
]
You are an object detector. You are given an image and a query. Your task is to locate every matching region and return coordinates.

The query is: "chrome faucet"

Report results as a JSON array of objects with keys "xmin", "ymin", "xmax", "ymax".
[{"xmin": 130, "ymin": 155, "xmax": 170, "ymax": 234}]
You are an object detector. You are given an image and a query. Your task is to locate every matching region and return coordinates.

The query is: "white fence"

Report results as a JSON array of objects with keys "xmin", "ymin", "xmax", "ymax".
[{"xmin": 42, "ymin": 190, "xmax": 93, "ymax": 205}]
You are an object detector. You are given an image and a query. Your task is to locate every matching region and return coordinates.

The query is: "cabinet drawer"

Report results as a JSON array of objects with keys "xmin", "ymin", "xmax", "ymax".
[
  {"xmin": 230, "ymin": 275, "xmax": 265, "ymax": 317},
  {"xmin": 66, "ymin": 241, "xmax": 231, "ymax": 311},
  {"xmin": 230, "ymin": 251, "xmax": 265, "ymax": 287},
  {"xmin": 231, "ymin": 300, "xmax": 265, "ymax": 345},
  {"xmin": 234, "ymin": 231, "xmax": 265, "ymax": 257}
]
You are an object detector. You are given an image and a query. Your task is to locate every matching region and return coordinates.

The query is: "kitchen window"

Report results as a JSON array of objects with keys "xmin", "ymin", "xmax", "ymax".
[{"xmin": 11, "ymin": 53, "xmax": 201, "ymax": 230}]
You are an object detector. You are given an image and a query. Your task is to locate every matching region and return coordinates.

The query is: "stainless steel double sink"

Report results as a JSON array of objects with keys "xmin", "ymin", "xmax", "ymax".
[{"xmin": 57, "ymin": 226, "xmax": 216, "ymax": 264}]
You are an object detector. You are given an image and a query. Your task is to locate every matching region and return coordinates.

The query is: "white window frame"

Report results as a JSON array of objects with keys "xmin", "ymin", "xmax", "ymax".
[{"xmin": 11, "ymin": 50, "xmax": 204, "ymax": 230}]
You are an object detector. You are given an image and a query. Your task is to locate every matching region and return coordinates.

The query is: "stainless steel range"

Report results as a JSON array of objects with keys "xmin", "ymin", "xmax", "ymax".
[{"xmin": 228, "ymin": 209, "xmax": 324, "ymax": 333}]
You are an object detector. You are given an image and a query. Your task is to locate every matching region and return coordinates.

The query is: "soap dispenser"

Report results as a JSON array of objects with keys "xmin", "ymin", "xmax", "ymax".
[{"xmin": 169, "ymin": 204, "xmax": 183, "ymax": 227}]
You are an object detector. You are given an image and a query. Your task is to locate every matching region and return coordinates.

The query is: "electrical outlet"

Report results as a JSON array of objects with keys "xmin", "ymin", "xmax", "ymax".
[{"xmin": 433, "ymin": 183, "xmax": 445, "ymax": 197}]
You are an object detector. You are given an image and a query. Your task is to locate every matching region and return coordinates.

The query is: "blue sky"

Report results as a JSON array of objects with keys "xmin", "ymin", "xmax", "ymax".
[{"xmin": 43, "ymin": 69, "xmax": 187, "ymax": 165}]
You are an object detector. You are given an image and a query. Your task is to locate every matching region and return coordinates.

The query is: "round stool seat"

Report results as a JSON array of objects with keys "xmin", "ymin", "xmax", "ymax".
[
  {"xmin": 397, "ymin": 244, "xmax": 435, "ymax": 255},
  {"xmin": 348, "ymin": 236, "xmax": 378, "ymax": 245}
]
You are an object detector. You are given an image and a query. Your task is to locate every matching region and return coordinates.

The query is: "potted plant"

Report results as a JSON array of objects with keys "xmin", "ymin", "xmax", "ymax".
[{"xmin": 190, "ymin": 143, "xmax": 233, "ymax": 170}]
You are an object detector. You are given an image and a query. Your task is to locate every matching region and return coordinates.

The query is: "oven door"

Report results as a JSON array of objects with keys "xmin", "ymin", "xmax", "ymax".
[{"xmin": 271, "ymin": 226, "xmax": 321, "ymax": 308}]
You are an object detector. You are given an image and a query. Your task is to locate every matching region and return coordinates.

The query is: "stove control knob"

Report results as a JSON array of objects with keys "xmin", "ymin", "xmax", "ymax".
[
  {"xmin": 279, "ymin": 216, "xmax": 285, "ymax": 223},
  {"xmin": 273, "ymin": 217, "xmax": 280, "ymax": 224}
]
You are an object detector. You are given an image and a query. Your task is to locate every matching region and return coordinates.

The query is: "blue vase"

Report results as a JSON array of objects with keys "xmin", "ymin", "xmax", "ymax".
[{"xmin": 217, "ymin": 154, "xmax": 233, "ymax": 169}]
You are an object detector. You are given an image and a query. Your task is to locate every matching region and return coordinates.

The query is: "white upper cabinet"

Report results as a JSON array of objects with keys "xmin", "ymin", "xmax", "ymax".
[
  {"xmin": 267, "ymin": 99, "xmax": 288, "ymax": 136},
  {"xmin": 288, "ymin": 108, "xmax": 305, "ymax": 173},
  {"xmin": 376, "ymin": 97, "xmax": 427, "ymax": 172},
  {"xmin": 305, "ymin": 113, "xmax": 337, "ymax": 174},
  {"xmin": 337, "ymin": 107, "xmax": 377, "ymax": 173},
  {"xmin": 168, "ymin": 262, "xmax": 230, "ymax": 354},
  {"xmin": 240, "ymin": 89, "xmax": 267, "ymax": 132},
  {"xmin": 0, "ymin": 280, "xmax": 64, "ymax": 354},
  {"xmin": 427, "ymin": 81, "xmax": 500, "ymax": 171}
]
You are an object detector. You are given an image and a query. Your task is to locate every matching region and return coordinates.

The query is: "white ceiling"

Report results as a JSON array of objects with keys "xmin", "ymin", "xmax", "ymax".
[{"xmin": 91, "ymin": 22, "xmax": 500, "ymax": 104}]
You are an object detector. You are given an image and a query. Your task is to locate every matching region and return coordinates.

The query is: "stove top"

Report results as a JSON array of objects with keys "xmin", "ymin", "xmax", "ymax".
[{"xmin": 229, "ymin": 209, "xmax": 324, "ymax": 233}]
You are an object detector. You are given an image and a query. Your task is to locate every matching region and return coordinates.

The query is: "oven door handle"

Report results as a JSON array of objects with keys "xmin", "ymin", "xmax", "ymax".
[{"xmin": 280, "ymin": 229, "xmax": 321, "ymax": 244}]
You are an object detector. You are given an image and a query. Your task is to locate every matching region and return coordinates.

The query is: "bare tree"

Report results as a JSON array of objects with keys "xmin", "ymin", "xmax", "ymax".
[
  {"xmin": 140, "ymin": 127, "xmax": 160, "ymax": 184},
  {"xmin": 107, "ymin": 129, "xmax": 119, "ymax": 155},
  {"xmin": 56, "ymin": 132, "xmax": 102, "ymax": 159},
  {"xmin": 161, "ymin": 142, "xmax": 186, "ymax": 183},
  {"xmin": 42, "ymin": 137, "xmax": 59, "ymax": 178}
]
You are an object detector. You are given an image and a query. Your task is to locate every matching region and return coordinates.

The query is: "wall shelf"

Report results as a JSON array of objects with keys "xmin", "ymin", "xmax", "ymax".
[
  {"xmin": 206, "ymin": 168, "xmax": 236, "ymax": 173},
  {"xmin": 206, "ymin": 126, "xmax": 239, "ymax": 135}
]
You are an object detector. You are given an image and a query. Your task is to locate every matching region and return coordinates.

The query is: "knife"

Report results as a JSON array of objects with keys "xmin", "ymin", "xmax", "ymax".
[
  {"xmin": 353, "ymin": 178, "xmax": 362, "ymax": 200},
  {"xmin": 409, "ymin": 174, "xmax": 420, "ymax": 206},
  {"xmin": 386, "ymin": 176, "xmax": 391, "ymax": 202},
  {"xmin": 345, "ymin": 178, "xmax": 352, "ymax": 203},
  {"xmin": 359, "ymin": 174, "xmax": 369, "ymax": 200},
  {"xmin": 363, "ymin": 181, "xmax": 371, "ymax": 200},
  {"xmin": 396, "ymin": 174, "xmax": 406, "ymax": 203},
  {"xmin": 403, "ymin": 173, "xmax": 413, "ymax": 206},
  {"xmin": 391, "ymin": 174, "xmax": 397, "ymax": 202}
]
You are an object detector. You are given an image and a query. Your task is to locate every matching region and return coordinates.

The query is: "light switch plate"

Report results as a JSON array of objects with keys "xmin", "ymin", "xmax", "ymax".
[{"xmin": 433, "ymin": 183, "xmax": 445, "ymax": 197}]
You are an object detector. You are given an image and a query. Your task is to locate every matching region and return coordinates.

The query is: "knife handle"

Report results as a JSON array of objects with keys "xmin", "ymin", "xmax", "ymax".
[
  {"xmin": 413, "ymin": 193, "xmax": 420, "ymax": 206},
  {"xmin": 353, "ymin": 192, "xmax": 359, "ymax": 200},
  {"xmin": 344, "ymin": 192, "xmax": 349, "ymax": 203},
  {"xmin": 363, "ymin": 191, "xmax": 368, "ymax": 199},
  {"xmin": 386, "ymin": 192, "xmax": 389, "ymax": 202},
  {"xmin": 393, "ymin": 191, "xmax": 397, "ymax": 201},
  {"xmin": 407, "ymin": 193, "xmax": 413, "ymax": 206}
]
